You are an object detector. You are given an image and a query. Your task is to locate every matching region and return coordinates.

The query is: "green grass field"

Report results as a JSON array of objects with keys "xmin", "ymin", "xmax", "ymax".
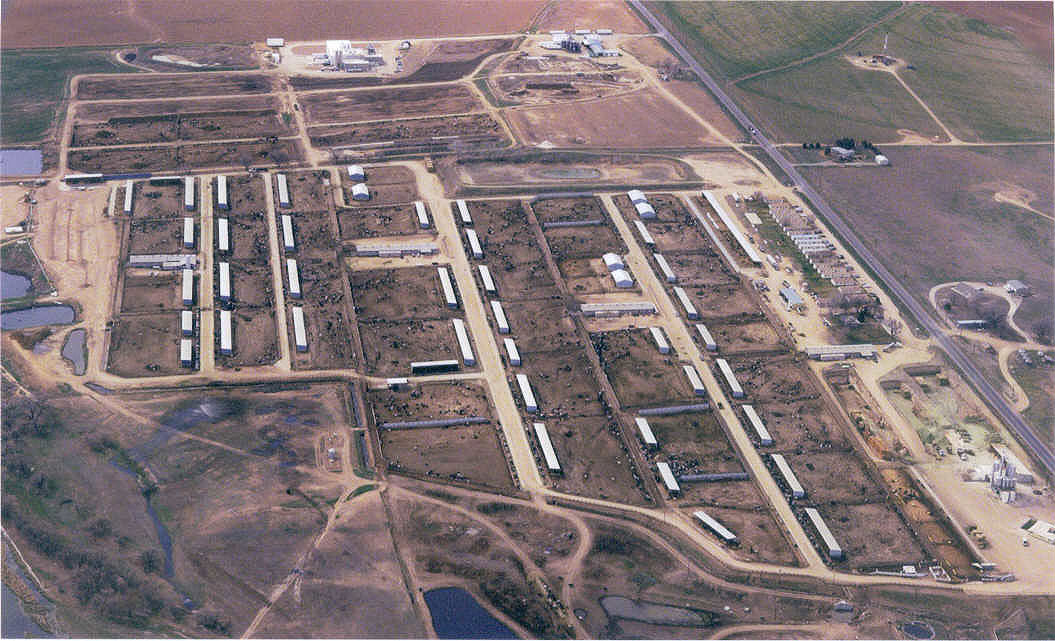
[
  {"xmin": 656, "ymin": 1, "xmax": 900, "ymax": 79},
  {"xmin": 1, "ymin": 47, "xmax": 131, "ymax": 145},
  {"xmin": 851, "ymin": 5, "xmax": 1053, "ymax": 142},
  {"xmin": 1011, "ymin": 361, "xmax": 1055, "ymax": 443},
  {"xmin": 733, "ymin": 54, "xmax": 944, "ymax": 143}
]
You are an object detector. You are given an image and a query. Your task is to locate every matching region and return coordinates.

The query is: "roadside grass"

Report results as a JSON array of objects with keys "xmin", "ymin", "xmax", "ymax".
[
  {"xmin": 1010, "ymin": 361, "xmax": 1055, "ymax": 443},
  {"xmin": 733, "ymin": 54, "xmax": 944, "ymax": 143},
  {"xmin": 1, "ymin": 46, "xmax": 132, "ymax": 145},
  {"xmin": 655, "ymin": 1, "xmax": 900, "ymax": 79},
  {"xmin": 850, "ymin": 5, "xmax": 1054, "ymax": 142}
]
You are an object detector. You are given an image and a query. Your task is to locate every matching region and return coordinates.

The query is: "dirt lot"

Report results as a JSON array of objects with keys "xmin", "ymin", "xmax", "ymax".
[
  {"xmin": 644, "ymin": 221, "xmax": 715, "ymax": 253},
  {"xmin": 340, "ymin": 182, "xmax": 419, "ymax": 208},
  {"xmin": 480, "ymin": 253, "xmax": 557, "ymax": 300},
  {"xmin": 308, "ymin": 113, "xmax": 503, "ymax": 147},
  {"xmin": 725, "ymin": 356, "xmax": 816, "ymax": 403},
  {"xmin": 542, "ymin": 222, "xmax": 626, "ymax": 260},
  {"xmin": 76, "ymin": 96, "xmax": 278, "ymax": 121},
  {"xmin": 131, "ymin": 44, "xmax": 258, "ymax": 71},
  {"xmin": 119, "ymin": 273, "xmax": 182, "ymax": 312},
  {"xmin": 288, "ymin": 209, "xmax": 338, "ymax": 254},
  {"xmin": 291, "ymin": 255, "xmax": 357, "ymax": 370},
  {"xmin": 782, "ymin": 450, "xmax": 885, "ymax": 504},
  {"xmin": 274, "ymin": 170, "xmax": 333, "ymax": 212},
  {"xmin": 401, "ymin": 37, "xmax": 521, "ymax": 83},
  {"xmin": 811, "ymin": 502, "xmax": 926, "ymax": 569},
  {"xmin": 591, "ymin": 329, "xmax": 699, "ymax": 408},
  {"xmin": 682, "ymin": 282, "xmax": 761, "ymax": 319},
  {"xmin": 380, "ymin": 424, "xmax": 513, "ymax": 489},
  {"xmin": 337, "ymin": 204, "xmax": 422, "ymax": 239},
  {"xmin": 128, "ymin": 182, "xmax": 184, "ymax": 219},
  {"xmin": 542, "ymin": 414, "xmax": 651, "ymax": 505},
  {"xmin": 128, "ymin": 218, "xmax": 187, "ymax": 254},
  {"xmin": 505, "ymin": 89, "xmax": 719, "ymax": 148},
  {"xmin": 941, "ymin": 1, "xmax": 1053, "ymax": 61},
  {"xmin": 664, "ymin": 250, "xmax": 740, "ymax": 286},
  {"xmin": 519, "ymin": 347, "xmax": 607, "ymax": 418},
  {"xmin": 225, "ymin": 261, "xmax": 273, "ymax": 307},
  {"xmin": 646, "ymin": 412, "xmax": 744, "ymax": 476},
  {"xmin": 67, "ymin": 139, "xmax": 304, "ymax": 173},
  {"xmin": 498, "ymin": 300, "xmax": 580, "ymax": 352},
  {"xmin": 359, "ymin": 319, "xmax": 463, "ymax": 375},
  {"xmin": 532, "ymin": 0, "xmax": 648, "ymax": 33},
  {"xmin": 451, "ymin": 154, "xmax": 696, "ymax": 187},
  {"xmin": 300, "ymin": 84, "xmax": 482, "ymax": 124},
  {"xmin": 2, "ymin": 1, "xmax": 546, "ymax": 48},
  {"xmin": 751, "ymin": 398, "xmax": 848, "ymax": 453},
  {"xmin": 532, "ymin": 196, "xmax": 608, "ymax": 224},
  {"xmin": 225, "ymin": 173, "xmax": 267, "ymax": 213},
  {"xmin": 350, "ymin": 267, "xmax": 452, "ymax": 320},
  {"xmin": 491, "ymin": 71, "xmax": 643, "ymax": 106},
  {"xmin": 71, "ymin": 110, "xmax": 290, "ymax": 147},
  {"xmin": 692, "ymin": 505, "xmax": 798, "ymax": 565},
  {"xmin": 216, "ymin": 307, "xmax": 279, "ymax": 367},
  {"xmin": 612, "ymin": 192, "xmax": 695, "ymax": 224},
  {"xmin": 107, "ymin": 312, "xmax": 184, "ymax": 376},
  {"xmin": 706, "ymin": 317, "xmax": 785, "ymax": 355},
  {"xmin": 224, "ymin": 211, "xmax": 271, "ymax": 264},
  {"xmin": 559, "ymin": 256, "xmax": 635, "ymax": 296},
  {"xmin": 75, "ymin": 73, "xmax": 275, "ymax": 100},
  {"xmin": 369, "ymin": 380, "xmax": 493, "ymax": 424}
]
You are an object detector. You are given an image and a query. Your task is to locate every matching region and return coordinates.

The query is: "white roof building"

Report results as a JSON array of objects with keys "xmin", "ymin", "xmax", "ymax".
[
  {"xmin": 657, "ymin": 462, "xmax": 680, "ymax": 495},
  {"xmin": 634, "ymin": 220, "xmax": 655, "ymax": 246},
  {"xmin": 742, "ymin": 405, "xmax": 773, "ymax": 446},
  {"xmin": 286, "ymin": 258, "xmax": 301, "ymax": 298},
  {"xmin": 414, "ymin": 201, "xmax": 430, "ymax": 228},
  {"xmin": 673, "ymin": 286, "xmax": 699, "ymax": 320},
  {"xmin": 694, "ymin": 509, "xmax": 738, "ymax": 544},
  {"xmin": 654, "ymin": 253, "xmax": 676, "ymax": 283},
  {"xmin": 533, "ymin": 422, "xmax": 561, "ymax": 472},
  {"xmin": 217, "ymin": 217, "xmax": 230, "ymax": 253},
  {"xmin": 350, "ymin": 183, "xmax": 370, "ymax": 201},
  {"xmin": 491, "ymin": 300, "xmax": 509, "ymax": 334},
  {"xmin": 635, "ymin": 202, "xmax": 656, "ymax": 219},
  {"xmin": 266, "ymin": 37, "xmax": 285, "ymax": 47},
  {"xmin": 452, "ymin": 318, "xmax": 475, "ymax": 367},
  {"xmin": 611, "ymin": 269, "xmax": 634, "ymax": 288},
  {"xmin": 635, "ymin": 417, "xmax": 658, "ymax": 448},
  {"xmin": 805, "ymin": 507, "xmax": 843, "ymax": 560},
  {"xmin": 465, "ymin": 229, "xmax": 484, "ymax": 259},
  {"xmin": 516, "ymin": 374, "xmax": 537, "ymax": 413},
  {"xmin": 715, "ymin": 358, "xmax": 744, "ymax": 398},
  {"xmin": 281, "ymin": 214, "xmax": 295, "ymax": 251},
  {"xmin": 504, "ymin": 337, "xmax": 521, "ymax": 366},
  {"xmin": 770, "ymin": 454, "xmax": 805, "ymax": 499},
  {"xmin": 219, "ymin": 309, "xmax": 233, "ymax": 355},
  {"xmin": 123, "ymin": 180, "xmax": 134, "ymax": 214},
  {"xmin": 216, "ymin": 174, "xmax": 228, "ymax": 210},
  {"xmin": 682, "ymin": 364, "xmax": 706, "ymax": 396},
  {"xmin": 218, "ymin": 261, "xmax": 231, "ymax": 302},
  {"xmin": 347, "ymin": 164, "xmax": 366, "ymax": 181},
  {"xmin": 695, "ymin": 323, "xmax": 717, "ymax": 351},
  {"xmin": 627, "ymin": 189, "xmax": 647, "ymax": 204},
  {"xmin": 276, "ymin": 173, "xmax": 290, "ymax": 208},
  {"xmin": 602, "ymin": 253, "xmax": 624, "ymax": 271},
  {"xmin": 184, "ymin": 176, "xmax": 195, "ymax": 210},
  {"xmin": 292, "ymin": 305, "xmax": 307, "ymax": 352},
  {"xmin": 478, "ymin": 264, "xmax": 497, "ymax": 295},
  {"xmin": 437, "ymin": 267, "xmax": 458, "ymax": 308},
  {"xmin": 649, "ymin": 327, "xmax": 670, "ymax": 354}
]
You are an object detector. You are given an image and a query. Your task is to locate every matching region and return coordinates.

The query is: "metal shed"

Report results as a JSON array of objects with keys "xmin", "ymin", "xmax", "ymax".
[
  {"xmin": 414, "ymin": 200, "xmax": 430, "ymax": 228},
  {"xmin": 286, "ymin": 259, "xmax": 301, "ymax": 299},
  {"xmin": 657, "ymin": 462, "xmax": 680, "ymax": 496},
  {"xmin": 456, "ymin": 199, "xmax": 472, "ymax": 225},
  {"xmin": 742, "ymin": 405, "xmax": 773, "ymax": 446},
  {"xmin": 351, "ymin": 183, "xmax": 370, "ymax": 201},
  {"xmin": 695, "ymin": 323, "xmax": 717, "ymax": 351},
  {"xmin": 533, "ymin": 422, "xmax": 561, "ymax": 473},
  {"xmin": 218, "ymin": 261, "xmax": 231, "ymax": 302},
  {"xmin": 633, "ymin": 220, "xmax": 655, "ymax": 246},
  {"xmin": 673, "ymin": 286, "xmax": 699, "ymax": 320},
  {"xmin": 715, "ymin": 358, "xmax": 743, "ymax": 398},
  {"xmin": 649, "ymin": 327, "xmax": 670, "ymax": 354},
  {"xmin": 216, "ymin": 175, "xmax": 229, "ymax": 210},
  {"xmin": 347, "ymin": 165, "xmax": 366, "ymax": 181},
  {"xmin": 635, "ymin": 417, "xmax": 658, "ymax": 448},
  {"xmin": 804, "ymin": 507, "xmax": 843, "ymax": 559},
  {"xmin": 654, "ymin": 253, "xmax": 676, "ymax": 283},
  {"xmin": 682, "ymin": 364, "xmax": 706, "ymax": 396},
  {"xmin": 465, "ymin": 229, "xmax": 484, "ymax": 259},
  {"xmin": 276, "ymin": 173, "xmax": 291, "ymax": 208},
  {"xmin": 181, "ymin": 310, "xmax": 194, "ymax": 336},
  {"xmin": 693, "ymin": 510, "xmax": 738, "ymax": 545},
  {"xmin": 452, "ymin": 318, "xmax": 475, "ymax": 366},
  {"xmin": 504, "ymin": 338, "xmax": 521, "ymax": 366},
  {"xmin": 491, "ymin": 301, "xmax": 510, "ymax": 334},
  {"xmin": 180, "ymin": 338, "xmax": 194, "ymax": 367},
  {"xmin": 611, "ymin": 269, "xmax": 634, "ymax": 288},
  {"xmin": 516, "ymin": 374, "xmax": 537, "ymax": 413},
  {"xmin": 181, "ymin": 269, "xmax": 194, "ymax": 306},
  {"xmin": 291, "ymin": 305, "xmax": 307, "ymax": 352},
  {"xmin": 437, "ymin": 267, "xmax": 458, "ymax": 308},
  {"xmin": 770, "ymin": 454, "xmax": 805, "ymax": 499},
  {"xmin": 183, "ymin": 217, "xmax": 195, "ymax": 249},
  {"xmin": 217, "ymin": 217, "xmax": 230, "ymax": 253},
  {"xmin": 281, "ymin": 214, "xmax": 295, "ymax": 251},
  {"xmin": 219, "ymin": 309, "xmax": 233, "ymax": 355},
  {"xmin": 602, "ymin": 252, "xmax": 624, "ymax": 271},
  {"xmin": 478, "ymin": 265, "xmax": 497, "ymax": 296},
  {"xmin": 123, "ymin": 180, "xmax": 134, "ymax": 214},
  {"xmin": 183, "ymin": 176, "xmax": 195, "ymax": 210},
  {"xmin": 634, "ymin": 202, "xmax": 656, "ymax": 219}
]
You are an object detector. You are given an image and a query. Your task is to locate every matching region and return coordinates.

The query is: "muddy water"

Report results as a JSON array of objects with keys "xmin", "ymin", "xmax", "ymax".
[
  {"xmin": 1, "ymin": 271, "xmax": 32, "ymax": 300},
  {"xmin": 599, "ymin": 595, "xmax": 711, "ymax": 626},
  {"xmin": 61, "ymin": 328, "xmax": 87, "ymax": 375},
  {"xmin": 0, "ymin": 305, "xmax": 74, "ymax": 330}
]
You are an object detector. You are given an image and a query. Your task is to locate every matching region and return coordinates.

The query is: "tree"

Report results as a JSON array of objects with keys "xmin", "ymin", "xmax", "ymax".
[
  {"xmin": 88, "ymin": 518, "xmax": 112, "ymax": 539},
  {"xmin": 140, "ymin": 549, "xmax": 163, "ymax": 574}
]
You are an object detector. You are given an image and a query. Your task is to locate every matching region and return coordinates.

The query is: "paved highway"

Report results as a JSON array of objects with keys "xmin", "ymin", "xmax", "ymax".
[{"xmin": 631, "ymin": 0, "xmax": 1055, "ymax": 477}]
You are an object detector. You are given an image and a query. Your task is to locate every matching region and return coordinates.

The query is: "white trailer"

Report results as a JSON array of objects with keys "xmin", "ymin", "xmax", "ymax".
[
  {"xmin": 286, "ymin": 258, "xmax": 301, "ymax": 299},
  {"xmin": 276, "ymin": 173, "xmax": 290, "ymax": 208},
  {"xmin": 715, "ymin": 358, "xmax": 744, "ymax": 398},
  {"xmin": 682, "ymin": 364, "xmax": 706, "ymax": 396},
  {"xmin": 694, "ymin": 510, "xmax": 738, "ymax": 545},
  {"xmin": 804, "ymin": 507, "xmax": 843, "ymax": 560},
  {"xmin": 183, "ymin": 217, "xmax": 195, "ymax": 249},
  {"xmin": 183, "ymin": 176, "xmax": 195, "ymax": 210},
  {"xmin": 695, "ymin": 323, "xmax": 717, "ymax": 351},
  {"xmin": 465, "ymin": 229, "xmax": 483, "ymax": 259},
  {"xmin": 437, "ymin": 267, "xmax": 458, "ymax": 308},
  {"xmin": 673, "ymin": 286, "xmax": 699, "ymax": 320},
  {"xmin": 478, "ymin": 264, "xmax": 497, "ymax": 296},
  {"xmin": 180, "ymin": 338, "xmax": 194, "ymax": 367},
  {"xmin": 657, "ymin": 462, "xmax": 680, "ymax": 496},
  {"xmin": 770, "ymin": 454, "xmax": 805, "ymax": 499},
  {"xmin": 634, "ymin": 220, "xmax": 655, "ymax": 247},
  {"xmin": 218, "ymin": 261, "xmax": 231, "ymax": 302},
  {"xmin": 503, "ymin": 338, "xmax": 521, "ymax": 366},
  {"xmin": 452, "ymin": 318, "xmax": 475, "ymax": 366},
  {"xmin": 654, "ymin": 253, "xmax": 677, "ymax": 283},
  {"xmin": 635, "ymin": 417, "xmax": 658, "ymax": 448},
  {"xmin": 649, "ymin": 327, "xmax": 670, "ymax": 354},
  {"xmin": 217, "ymin": 217, "xmax": 230, "ymax": 253},
  {"xmin": 281, "ymin": 214, "xmax": 295, "ymax": 251},
  {"xmin": 219, "ymin": 309, "xmax": 233, "ymax": 355},
  {"xmin": 123, "ymin": 180, "xmax": 134, "ymax": 214},
  {"xmin": 216, "ymin": 175, "xmax": 229, "ymax": 210},
  {"xmin": 533, "ymin": 422, "xmax": 561, "ymax": 473},
  {"xmin": 291, "ymin": 305, "xmax": 308, "ymax": 352},
  {"xmin": 414, "ymin": 201, "xmax": 430, "ymax": 228},
  {"xmin": 181, "ymin": 269, "xmax": 194, "ymax": 306},
  {"xmin": 181, "ymin": 310, "xmax": 194, "ymax": 336},
  {"xmin": 456, "ymin": 199, "xmax": 472, "ymax": 225},
  {"xmin": 516, "ymin": 374, "xmax": 537, "ymax": 413},
  {"xmin": 491, "ymin": 301, "xmax": 509, "ymax": 334},
  {"xmin": 742, "ymin": 405, "xmax": 773, "ymax": 446}
]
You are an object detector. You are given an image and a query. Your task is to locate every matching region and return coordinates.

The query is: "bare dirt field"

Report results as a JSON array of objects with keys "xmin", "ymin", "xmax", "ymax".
[
  {"xmin": 127, "ymin": 182, "xmax": 183, "ymax": 219},
  {"xmin": 119, "ymin": 273, "xmax": 182, "ymax": 312},
  {"xmin": 646, "ymin": 412, "xmax": 744, "ymax": 476},
  {"xmin": 369, "ymin": 380, "xmax": 493, "ymax": 424},
  {"xmin": 542, "ymin": 222, "xmax": 627, "ymax": 260},
  {"xmin": 300, "ymin": 84, "xmax": 482, "ymax": 124},
  {"xmin": 291, "ymin": 210, "xmax": 339, "ymax": 255},
  {"xmin": 225, "ymin": 212, "xmax": 271, "ymax": 264},
  {"xmin": 340, "ymin": 183, "xmax": 419, "ymax": 208},
  {"xmin": 706, "ymin": 317, "xmax": 786, "ymax": 355},
  {"xmin": 519, "ymin": 347, "xmax": 607, "ymax": 418},
  {"xmin": 71, "ymin": 110, "xmax": 291, "ymax": 147},
  {"xmin": 531, "ymin": 0, "xmax": 648, "ymax": 33},
  {"xmin": 380, "ymin": 424, "xmax": 512, "ymax": 489},
  {"xmin": 799, "ymin": 145, "xmax": 1054, "ymax": 343},
  {"xmin": 226, "ymin": 173, "xmax": 267, "ymax": 213},
  {"xmin": 291, "ymin": 255, "xmax": 357, "ymax": 370},
  {"xmin": 940, "ymin": 1, "xmax": 1054, "ymax": 61},
  {"xmin": 128, "ymin": 218, "xmax": 186, "ymax": 254},
  {"xmin": 664, "ymin": 250, "xmax": 740, "ymax": 286},
  {"xmin": 350, "ymin": 266, "xmax": 452, "ymax": 320},
  {"xmin": 692, "ymin": 505, "xmax": 798, "ymax": 565},
  {"xmin": 75, "ymin": 73, "xmax": 274, "ymax": 101},
  {"xmin": 225, "ymin": 261, "xmax": 273, "ymax": 307},
  {"xmin": 531, "ymin": 195, "xmax": 607, "ymax": 224},
  {"xmin": 106, "ymin": 312, "xmax": 183, "ymax": 377},
  {"xmin": 216, "ymin": 307, "xmax": 279, "ymax": 367},
  {"xmin": 782, "ymin": 450, "xmax": 885, "ymax": 505},
  {"xmin": 450, "ymin": 154, "xmax": 696, "ymax": 187},
  {"xmin": 542, "ymin": 414, "xmax": 651, "ymax": 506},
  {"xmin": 129, "ymin": 44, "xmax": 257, "ymax": 71},
  {"xmin": 76, "ymin": 96, "xmax": 279, "ymax": 121},
  {"xmin": 275, "ymin": 170, "xmax": 333, "ymax": 212},
  {"xmin": 68, "ymin": 139, "xmax": 304, "ymax": 173},
  {"xmin": 308, "ymin": 113, "xmax": 503, "ymax": 147},
  {"xmin": 682, "ymin": 283, "xmax": 760, "ymax": 319},
  {"xmin": 812, "ymin": 502, "xmax": 926, "ymax": 569},
  {"xmin": 490, "ymin": 71, "xmax": 643, "ymax": 106},
  {"xmin": 359, "ymin": 319, "xmax": 463, "ymax": 375},
  {"xmin": 499, "ymin": 300, "xmax": 580, "ymax": 352},
  {"xmin": 401, "ymin": 37, "xmax": 521, "ymax": 83},
  {"xmin": 505, "ymin": 89, "xmax": 719, "ymax": 148},
  {"xmin": 1, "ymin": 1, "xmax": 546, "ymax": 48},
  {"xmin": 591, "ymin": 329, "xmax": 699, "ymax": 408},
  {"xmin": 559, "ymin": 256, "xmax": 635, "ymax": 296}
]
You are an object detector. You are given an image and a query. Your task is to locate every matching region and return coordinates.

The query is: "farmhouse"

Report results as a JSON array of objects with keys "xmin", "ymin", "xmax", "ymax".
[
  {"xmin": 950, "ymin": 282, "xmax": 979, "ymax": 304},
  {"xmin": 829, "ymin": 146, "xmax": 855, "ymax": 162}
]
